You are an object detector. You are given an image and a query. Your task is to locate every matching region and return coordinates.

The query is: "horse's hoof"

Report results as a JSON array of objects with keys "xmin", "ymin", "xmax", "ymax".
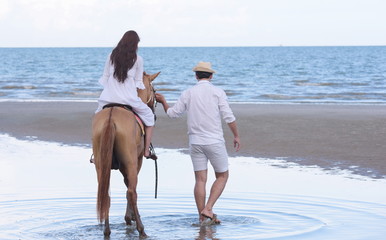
[
  {"xmin": 104, "ymin": 229, "xmax": 111, "ymax": 237},
  {"xmin": 125, "ymin": 216, "xmax": 132, "ymax": 225},
  {"xmin": 139, "ymin": 232, "xmax": 147, "ymax": 238}
]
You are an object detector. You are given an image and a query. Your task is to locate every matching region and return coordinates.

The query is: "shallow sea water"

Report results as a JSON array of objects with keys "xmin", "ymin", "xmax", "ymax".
[{"xmin": 0, "ymin": 134, "xmax": 386, "ymax": 240}]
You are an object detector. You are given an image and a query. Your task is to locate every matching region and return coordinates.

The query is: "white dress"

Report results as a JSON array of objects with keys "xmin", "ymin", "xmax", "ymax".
[{"xmin": 95, "ymin": 54, "xmax": 155, "ymax": 126}]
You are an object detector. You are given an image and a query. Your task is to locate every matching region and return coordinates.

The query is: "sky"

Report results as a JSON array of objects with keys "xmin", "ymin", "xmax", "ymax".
[{"xmin": 0, "ymin": 0, "xmax": 385, "ymax": 47}]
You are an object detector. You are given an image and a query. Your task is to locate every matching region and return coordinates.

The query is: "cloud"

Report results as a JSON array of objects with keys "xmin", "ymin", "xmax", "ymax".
[
  {"xmin": 1, "ymin": 0, "xmax": 386, "ymax": 47},
  {"xmin": 0, "ymin": 0, "xmax": 136, "ymax": 46},
  {"xmin": 13, "ymin": 0, "xmax": 104, "ymax": 30},
  {"xmin": 0, "ymin": 0, "xmax": 256, "ymax": 46},
  {"xmin": 0, "ymin": 0, "xmax": 11, "ymax": 19},
  {"xmin": 130, "ymin": 0, "xmax": 251, "ymax": 46}
]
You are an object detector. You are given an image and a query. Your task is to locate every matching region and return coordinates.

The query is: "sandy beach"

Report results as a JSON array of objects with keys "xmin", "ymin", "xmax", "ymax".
[
  {"xmin": 0, "ymin": 101, "xmax": 385, "ymax": 177},
  {"xmin": 1, "ymin": 101, "xmax": 386, "ymax": 239}
]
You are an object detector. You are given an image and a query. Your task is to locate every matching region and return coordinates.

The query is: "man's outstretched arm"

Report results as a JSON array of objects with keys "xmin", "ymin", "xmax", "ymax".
[
  {"xmin": 227, "ymin": 121, "xmax": 240, "ymax": 152},
  {"xmin": 155, "ymin": 93, "xmax": 170, "ymax": 113}
]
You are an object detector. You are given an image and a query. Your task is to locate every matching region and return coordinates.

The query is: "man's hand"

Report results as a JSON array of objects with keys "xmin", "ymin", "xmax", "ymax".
[
  {"xmin": 155, "ymin": 93, "xmax": 169, "ymax": 113},
  {"xmin": 233, "ymin": 136, "xmax": 241, "ymax": 152},
  {"xmin": 155, "ymin": 93, "xmax": 165, "ymax": 103},
  {"xmin": 227, "ymin": 121, "xmax": 240, "ymax": 152}
]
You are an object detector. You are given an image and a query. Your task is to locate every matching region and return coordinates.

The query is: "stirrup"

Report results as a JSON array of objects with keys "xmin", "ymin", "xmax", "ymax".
[{"xmin": 144, "ymin": 143, "xmax": 157, "ymax": 160}]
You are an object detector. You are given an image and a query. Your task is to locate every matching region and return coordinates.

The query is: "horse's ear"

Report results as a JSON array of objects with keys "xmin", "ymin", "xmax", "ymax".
[
  {"xmin": 150, "ymin": 72, "xmax": 161, "ymax": 82},
  {"xmin": 143, "ymin": 71, "xmax": 147, "ymax": 76}
]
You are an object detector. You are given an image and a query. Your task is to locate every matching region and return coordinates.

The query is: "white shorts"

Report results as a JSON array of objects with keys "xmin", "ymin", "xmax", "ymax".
[{"xmin": 189, "ymin": 142, "xmax": 229, "ymax": 173}]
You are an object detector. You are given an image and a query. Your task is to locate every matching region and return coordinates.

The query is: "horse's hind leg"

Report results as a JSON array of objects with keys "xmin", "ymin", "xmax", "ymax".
[
  {"xmin": 125, "ymin": 187, "xmax": 136, "ymax": 225},
  {"xmin": 104, "ymin": 216, "xmax": 111, "ymax": 236},
  {"xmin": 125, "ymin": 165, "xmax": 146, "ymax": 237},
  {"xmin": 124, "ymin": 155, "xmax": 145, "ymax": 225},
  {"xmin": 119, "ymin": 170, "xmax": 135, "ymax": 225}
]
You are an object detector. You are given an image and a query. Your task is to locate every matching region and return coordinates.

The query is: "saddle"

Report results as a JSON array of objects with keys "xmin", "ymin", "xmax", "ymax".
[
  {"xmin": 103, "ymin": 103, "xmax": 145, "ymax": 169},
  {"xmin": 103, "ymin": 103, "xmax": 145, "ymax": 135}
]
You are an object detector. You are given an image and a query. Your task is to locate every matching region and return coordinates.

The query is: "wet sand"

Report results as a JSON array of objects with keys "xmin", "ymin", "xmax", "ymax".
[{"xmin": 0, "ymin": 101, "xmax": 385, "ymax": 177}]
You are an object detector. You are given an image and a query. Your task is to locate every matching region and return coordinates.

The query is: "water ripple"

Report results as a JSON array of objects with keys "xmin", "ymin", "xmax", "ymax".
[{"xmin": 1, "ymin": 192, "xmax": 385, "ymax": 240}]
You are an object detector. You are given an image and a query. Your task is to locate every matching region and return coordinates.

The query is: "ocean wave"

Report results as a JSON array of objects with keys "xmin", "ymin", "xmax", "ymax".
[
  {"xmin": 72, "ymin": 92, "xmax": 100, "ymax": 96},
  {"xmin": 260, "ymin": 93, "xmax": 382, "ymax": 101},
  {"xmin": 156, "ymin": 88, "xmax": 179, "ymax": 92},
  {"xmin": 294, "ymin": 80, "xmax": 338, "ymax": 87},
  {"xmin": 155, "ymin": 82, "xmax": 172, "ymax": 86},
  {"xmin": 261, "ymin": 94, "xmax": 300, "ymax": 100},
  {"xmin": 349, "ymin": 82, "xmax": 370, "ymax": 86},
  {"xmin": 47, "ymin": 91, "xmax": 100, "ymax": 97},
  {"xmin": 344, "ymin": 92, "xmax": 367, "ymax": 96},
  {"xmin": 1, "ymin": 85, "xmax": 37, "ymax": 90},
  {"xmin": 224, "ymin": 90, "xmax": 239, "ymax": 96},
  {"xmin": 294, "ymin": 80, "xmax": 373, "ymax": 87},
  {"xmin": 260, "ymin": 94, "xmax": 344, "ymax": 100}
]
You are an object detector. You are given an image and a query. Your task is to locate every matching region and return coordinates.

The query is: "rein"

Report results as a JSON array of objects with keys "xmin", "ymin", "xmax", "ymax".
[{"xmin": 146, "ymin": 80, "xmax": 158, "ymax": 199}]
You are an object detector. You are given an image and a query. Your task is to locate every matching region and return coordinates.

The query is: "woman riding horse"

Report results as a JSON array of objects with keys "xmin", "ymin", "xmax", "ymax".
[
  {"xmin": 95, "ymin": 30, "xmax": 155, "ymax": 159},
  {"xmin": 92, "ymin": 30, "xmax": 158, "ymax": 237}
]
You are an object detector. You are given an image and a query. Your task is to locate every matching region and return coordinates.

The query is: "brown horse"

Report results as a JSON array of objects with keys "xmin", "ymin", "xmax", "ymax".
[{"xmin": 92, "ymin": 72, "xmax": 159, "ymax": 237}]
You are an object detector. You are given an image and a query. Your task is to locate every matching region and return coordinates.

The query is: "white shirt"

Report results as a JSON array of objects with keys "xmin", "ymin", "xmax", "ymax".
[
  {"xmin": 166, "ymin": 80, "xmax": 236, "ymax": 145},
  {"xmin": 95, "ymin": 54, "xmax": 155, "ymax": 126}
]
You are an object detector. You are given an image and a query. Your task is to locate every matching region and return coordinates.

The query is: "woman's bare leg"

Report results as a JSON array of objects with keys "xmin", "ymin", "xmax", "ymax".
[{"xmin": 144, "ymin": 126, "xmax": 154, "ymax": 157}]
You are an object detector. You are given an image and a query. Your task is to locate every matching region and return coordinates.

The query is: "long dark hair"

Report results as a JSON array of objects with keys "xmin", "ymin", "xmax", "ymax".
[{"xmin": 110, "ymin": 30, "xmax": 140, "ymax": 83}]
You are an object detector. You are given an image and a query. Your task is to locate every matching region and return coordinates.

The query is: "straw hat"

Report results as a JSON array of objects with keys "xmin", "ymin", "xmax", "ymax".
[{"xmin": 192, "ymin": 61, "xmax": 216, "ymax": 73}]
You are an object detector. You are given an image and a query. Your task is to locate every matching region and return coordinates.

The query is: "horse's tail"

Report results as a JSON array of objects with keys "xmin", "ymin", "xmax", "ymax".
[{"xmin": 97, "ymin": 107, "xmax": 115, "ymax": 223}]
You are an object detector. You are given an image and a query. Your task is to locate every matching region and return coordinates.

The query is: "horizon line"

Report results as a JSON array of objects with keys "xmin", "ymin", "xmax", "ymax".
[{"xmin": 1, "ymin": 44, "xmax": 386, "ymax": 49}]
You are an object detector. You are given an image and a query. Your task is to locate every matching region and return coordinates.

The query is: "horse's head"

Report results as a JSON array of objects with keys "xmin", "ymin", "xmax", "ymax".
[{"xmin": 138, "ymin": 72, "xmax": 160, "ymax": 112}]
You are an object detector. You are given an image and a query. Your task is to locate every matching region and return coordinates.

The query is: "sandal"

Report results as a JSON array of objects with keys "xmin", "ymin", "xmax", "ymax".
[{"xmin": 201, "ymin": 213, "xmax": 221, "ymax": 225}]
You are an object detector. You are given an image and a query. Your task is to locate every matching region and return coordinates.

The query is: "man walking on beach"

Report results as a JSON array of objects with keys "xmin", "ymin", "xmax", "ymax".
[{"xmin": 155, "ymin": 61, "xmax": 240, "ymax": 224}]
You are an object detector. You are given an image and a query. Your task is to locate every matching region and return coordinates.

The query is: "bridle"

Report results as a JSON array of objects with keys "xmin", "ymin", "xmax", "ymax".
[{"xmin": 146, "ymin": 81, "xmax": 157, "ymax": 113}]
